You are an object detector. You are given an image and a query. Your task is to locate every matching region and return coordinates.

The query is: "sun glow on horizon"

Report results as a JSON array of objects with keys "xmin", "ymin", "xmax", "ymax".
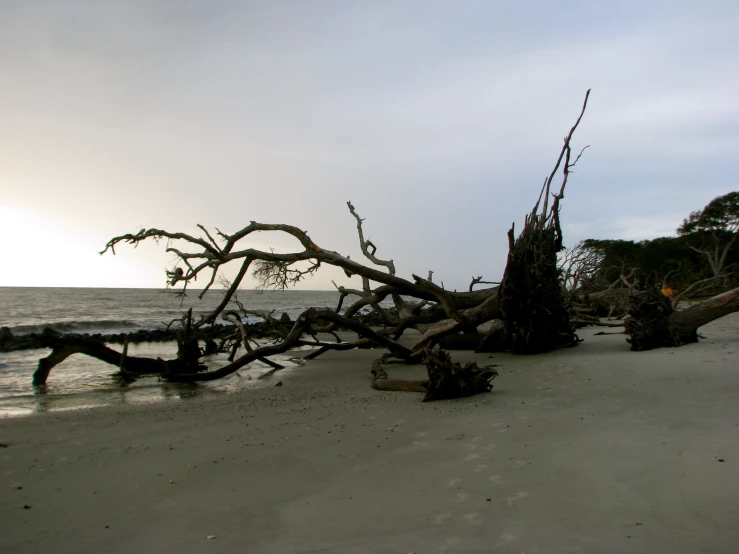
[
  {"xmin": 0, "ymin": 206, "xmax": 161, "ymax": 288},
  {"xmin": 0, "ymin": 206, "xmax": 354, "ymax": 290}
]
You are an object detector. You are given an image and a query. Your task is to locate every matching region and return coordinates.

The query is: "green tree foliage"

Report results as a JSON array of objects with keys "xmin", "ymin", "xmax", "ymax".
[
  {"xmin": 678, "ymin": 191, "xmax": 739, "ymax": 235},
  {"xmin": 574, "ymin": 192, "xmax": 739, "ymax": 296},
  {"xmin": 581, "ymin": 237, "xmax": 703, "ymax": 289},
  {"xmin": 677, "ymin": 191, "xmax": 739, "ymax": 277}
]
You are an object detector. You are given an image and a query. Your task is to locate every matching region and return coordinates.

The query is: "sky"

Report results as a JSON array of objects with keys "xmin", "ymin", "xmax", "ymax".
[{"xmin": 1, "ymin": 0, "xmax": 737, "ymax": 291}]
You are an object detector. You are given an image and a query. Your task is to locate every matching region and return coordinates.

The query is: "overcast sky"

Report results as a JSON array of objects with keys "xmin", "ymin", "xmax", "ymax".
[{"xmin": 1, "ymin": 1, "xmax": 737, "ymax": 290}]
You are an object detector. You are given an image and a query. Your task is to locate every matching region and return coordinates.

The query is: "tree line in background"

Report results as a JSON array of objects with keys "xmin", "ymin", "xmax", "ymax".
[{"xmin": 562, "ymin": 191, "xmax": 738, "ymax": 319}]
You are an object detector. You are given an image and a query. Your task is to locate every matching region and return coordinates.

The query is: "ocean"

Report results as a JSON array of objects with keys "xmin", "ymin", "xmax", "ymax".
[{"xmin": 0, "ymin": 287, "xmax": 383, "ymax": 417}]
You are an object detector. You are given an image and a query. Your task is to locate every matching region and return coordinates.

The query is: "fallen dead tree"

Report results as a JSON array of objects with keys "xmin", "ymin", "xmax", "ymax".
[
  {"xmin": 33, "ymin": 307, "xmax": 417, "ymax": 385},
  {"xmin": 27, "ymin": 89, "xmax": 739, "ymax": 398},
  {"xmin": 625, "ymin": 286, "xmax": 739, "ymax": 350},
  {"xmin": 370, "ymin": 349, "xmax": 499, "ymax": 402}
]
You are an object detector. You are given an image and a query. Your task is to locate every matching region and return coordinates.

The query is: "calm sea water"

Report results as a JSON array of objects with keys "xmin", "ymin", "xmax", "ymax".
[{"xmin": 0, "ymin": 287, "xmax": 379, "ymax": 417}]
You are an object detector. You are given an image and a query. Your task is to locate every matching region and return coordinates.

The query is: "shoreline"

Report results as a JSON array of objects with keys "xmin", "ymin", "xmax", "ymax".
[
  {"xmin": 1, "ymin": 320, "xmax": 738, "ymax": 552},
  {"xmin": 0, "ymin": 339, "xmax": 325, "ymax": 418}
]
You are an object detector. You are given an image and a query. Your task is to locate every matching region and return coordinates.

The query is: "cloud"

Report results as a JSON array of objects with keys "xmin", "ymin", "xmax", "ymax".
[
  {"xmin": 0, "ymin": 1, "xmax": 737, "ymax": 289},
  {"xmin": 566, "ymin": 214, "xmax": 686, "ymax": 244}
]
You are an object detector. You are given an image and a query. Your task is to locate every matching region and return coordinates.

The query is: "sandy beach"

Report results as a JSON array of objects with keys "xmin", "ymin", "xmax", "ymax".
[{"xmin": 1, "ymin": 319, "xmax": 738, "ymax": 554}]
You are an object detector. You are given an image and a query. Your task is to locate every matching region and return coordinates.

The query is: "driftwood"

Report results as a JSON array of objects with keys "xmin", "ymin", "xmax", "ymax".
[
  {"xmin": 625, "ymin": 286, "xmax": 739, "ymax": 350},
  {"xmin": 370, "ymin": 359, "xmax": 428, "ymax": 394},
  {"xmin": 407, "ymin": 87, "xmax": 589, "ymax": 354},
  {"xmin": 32, "ymin": 312, "xmax": 210, "ymax": 386},
  {"xmin": 498, "ymin": 91, "xmax": 590, "ymax": 353},
  {"xmin": 624, "ymin": 288, "xmax": 680, "ymax": 351},
  {"xmin": 31, "ymin": 308, "xmax": 420, "ymax": 386},
  {"xmin": 25, "ymin": 88, "xmax": 739, "ymax": 397},
  {"xmin": 34, "ymin": 336, "xmax": 175, "ymax": 385},
  {"xmin": 21, "ymin": 90, "xmax": 644, "ymax": 403},
  {"xmin": 421, "ymin": 348, "xmax": 498, "ymax": 402},
  {"xmin": 371, "ymin": 349, "xmax": 498, "ymax": 402}
]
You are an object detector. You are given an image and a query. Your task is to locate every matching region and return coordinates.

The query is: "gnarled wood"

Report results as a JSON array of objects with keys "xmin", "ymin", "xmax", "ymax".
[
  {"xmin": 31, "ymin": 91, "xmax": 604, "ymax": 394},
  {"xmin": 496, "ymin": 92, "xmax": 591, "ymax": 354},
  {"xmin": 624, "ymin": 286, "xmax": 739, "ymax": 350},
  {"xmin": 422, "ymin": 348, "xmax": 498, "ymax": 402},
  {"xmin": 670, "ymin": 286, "xmax": 739, "ymax": 343},
  {"xmin": 34, "ymin": 338, "xmax": 171, "ymax": 385},
  {"xmin": 369, "ymin": 349, "xmax": 498, "ymax": 401}
]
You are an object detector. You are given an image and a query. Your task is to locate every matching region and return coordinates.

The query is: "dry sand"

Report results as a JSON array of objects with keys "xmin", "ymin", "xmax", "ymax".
[{"xmin": 1, "ymin": 317, "xmax": 738, "ymax": 553}]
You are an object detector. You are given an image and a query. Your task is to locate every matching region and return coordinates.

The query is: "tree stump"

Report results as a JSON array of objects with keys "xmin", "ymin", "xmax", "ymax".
[
  {"xmin": 625, "ymin": 286, "xmax": 739, "ymax": 350},
  {"xmin": 500, "ymin": 225, "xmax": 580, "ymax": 354},
  {"xmin": 421, "ymin": 348, "xmax": 498, "ymax": 402},
  {"xmin": 624, "ymin": 287, "xmax": 681, "ymax": 351}
]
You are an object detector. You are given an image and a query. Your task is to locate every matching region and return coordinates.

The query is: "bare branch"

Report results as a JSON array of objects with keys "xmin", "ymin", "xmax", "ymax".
[
  {"xmin": 165, "ymin": 308, "xmax": 416, "ymax": 382},
  {"xmin": 413, "ymin": 274, "xmax": 469, "ymax": 325},
  {"xmin": 252, "ymin": 258, "xmax": 321, "ymax": 290},
  {"xmin": 197, "ymin": 257, "xmax": 254, "ymax": 326},
  {"xmin": 222, "ymin": 311, "xmax": 284, "ymax": 370},
  {"xmin": 469, "ymin": 276, "xmax": 499, "ymax": 292},
  {"xmin": 347, "ymin": 201, "xmax": 396, "ymax": 275},
  {"xmin": 535, "ymin": 89, "xmax": 591, "ymax": 231},
  {"xmin": 672, "ymin": 273, "xmax": 733, "ymax": 307},
  {"xmin": 197, "ymin": 224, "xmax": 223, "ymax": 253},
  {"xmin": 198, "ymin": 266, "xmax": 219, "ymax": 299}
]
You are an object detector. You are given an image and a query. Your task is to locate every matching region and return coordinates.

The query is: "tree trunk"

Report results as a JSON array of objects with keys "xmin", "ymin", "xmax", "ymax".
[
  {"xmin": 624, "ymin": 286, "xmax": 739, "ymax": 350},
  {"xmin": 171, "ymin": 309, "xmax": 207, "ymax": 375},
  {"xmin": 33, "ymin": 338, "xmax": 168, "ymax": 385},
  {"xmin": 669, "ymin": 287, "xmax": 739, "ymax": 342},
  {"xmin": 500, "ymin": 224, "xmax": 579, "ymax": 353}
]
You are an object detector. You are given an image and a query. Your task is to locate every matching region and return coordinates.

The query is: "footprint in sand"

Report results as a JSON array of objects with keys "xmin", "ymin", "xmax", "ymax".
[
  {"xmin": 434, "ymin": 513, "xmax": 452, "ymax": 524},
  {"xmin": 447, "ymin": 478, "xmax": 463, "ymax": 487},
  {"xmin": 488, "ymin": 474, "xmax": 503, "ymax": 483},
  {"xmin": 464, "ymin": 512, "xmax": 480, "ymax": 525},
  {"xmin": 495, "ymin": 532, "xmax": 516, "ymax": 547},
  {"xmin": 465, "ymin": 453, "xmax": 481, "ymax": 461},
  {"xmin": 439, "ymin": 536, "xmax": 461, "ymax": 550},
  {"xmin": 456, "ymin": 492, "xmax": 469, "ymax": 502},
  {"xmin": 474, "ymin": 464, "xmax": 488, "ymax": 472},
  {"xmin": 507, "ymin": 491, "xmax": 529, "ymax": 506}
]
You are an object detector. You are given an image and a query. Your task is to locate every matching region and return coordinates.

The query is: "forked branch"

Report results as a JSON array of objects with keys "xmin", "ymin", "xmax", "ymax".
[{"xmin": 347, "ymin": 201, "xmax": 396, "ymax": 275}]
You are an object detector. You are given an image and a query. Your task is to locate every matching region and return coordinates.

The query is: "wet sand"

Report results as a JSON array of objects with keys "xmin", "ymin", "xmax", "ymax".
[{"xmin": 1, "ymin": 317, "xmax": 738, "ymax": 553}]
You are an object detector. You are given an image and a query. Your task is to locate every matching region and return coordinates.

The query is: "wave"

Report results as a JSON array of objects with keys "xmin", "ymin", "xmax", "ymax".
[
  {"xmin": 5, "ymin": 316, "xmax": 271, "ymax": 337},
  {"xmin": 6, "ymin": 320, "xmax": 148, "ymax": 336}
]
